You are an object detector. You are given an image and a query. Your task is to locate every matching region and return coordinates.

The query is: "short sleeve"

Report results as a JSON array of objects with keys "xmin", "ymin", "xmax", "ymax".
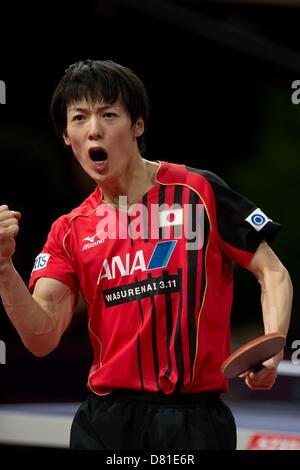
[
  {"xmin": 202, "ymin": 170, "xmax": 282, "ymax": 267},
  {"xmin": 29, "ymin": 216, "xmax": 79, "ymax": 294}
]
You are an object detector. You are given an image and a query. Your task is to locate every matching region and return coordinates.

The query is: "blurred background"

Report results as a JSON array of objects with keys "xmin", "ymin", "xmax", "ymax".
[{"xmin": 0, "ymin": 0, "xmax": 300, "ymax": 448}]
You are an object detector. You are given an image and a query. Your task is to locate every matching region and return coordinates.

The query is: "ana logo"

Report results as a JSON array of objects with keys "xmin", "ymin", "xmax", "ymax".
[
  {"xmin": 245, "ymin": 209, "xmax": 270, "ymax": 232},
  {"xmin": 147, "ymin": 240, "xmax": 177, "ymax": 269},
  {"xmin": 32, "ymin": 253, "xmax": 51, "ymax": 272},
  {"xmin": 97, "ymin": 240, "xmax": 177, "ymax": 283}
]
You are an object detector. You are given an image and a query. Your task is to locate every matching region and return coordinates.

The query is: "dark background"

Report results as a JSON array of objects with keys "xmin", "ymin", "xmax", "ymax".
[{"xmin": 0, "ymin": 0, "xmax": 300, "ymax": 403}]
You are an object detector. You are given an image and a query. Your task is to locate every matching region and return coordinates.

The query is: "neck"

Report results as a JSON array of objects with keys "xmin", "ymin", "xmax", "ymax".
[{"xmin": 101, "ymin": 157, "xmax": 159, "ymax": 208}]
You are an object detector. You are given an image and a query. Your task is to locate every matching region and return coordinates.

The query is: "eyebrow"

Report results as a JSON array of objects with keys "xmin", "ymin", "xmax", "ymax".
[{"xmin": 68, "ymin": 104, "xmax": 118, "ymax": 113}]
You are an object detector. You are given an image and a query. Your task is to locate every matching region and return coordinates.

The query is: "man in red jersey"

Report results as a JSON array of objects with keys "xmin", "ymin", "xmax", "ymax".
[{"xmin": 0, "ymin": 60, "xmax": 293, "ymax": 449}]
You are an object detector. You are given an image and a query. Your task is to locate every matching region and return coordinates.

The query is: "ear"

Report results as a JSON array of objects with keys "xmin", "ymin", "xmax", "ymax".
[
  {"xmin": 63, "ymin": 131, "xmax": 71, "ymax": 146},
  {"xmin": 133, "ymin": 117, "xmax": 144, "ymax": 138}
]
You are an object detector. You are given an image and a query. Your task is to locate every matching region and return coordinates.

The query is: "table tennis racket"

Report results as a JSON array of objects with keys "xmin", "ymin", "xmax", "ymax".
[{"xmin": 221, "ymin": 332, "xmax": 286, "ymax": 379}]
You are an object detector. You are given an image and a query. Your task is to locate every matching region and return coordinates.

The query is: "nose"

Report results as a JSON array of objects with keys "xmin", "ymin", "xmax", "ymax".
[{"xmin": 88, "ymin": 115, "xmax": 104, "ymax": 140}]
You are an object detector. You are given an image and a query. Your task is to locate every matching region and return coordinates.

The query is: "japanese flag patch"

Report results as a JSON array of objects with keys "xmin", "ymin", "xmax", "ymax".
[{"xmin": 159, "ymin": 208, "xmax": 183, "ymax": 228}]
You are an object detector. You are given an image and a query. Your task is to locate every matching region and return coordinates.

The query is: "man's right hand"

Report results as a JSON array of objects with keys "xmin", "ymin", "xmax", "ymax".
[
  {"xmin": 0, "ymin": 206, "xmax": 77, "ymax": 356},
  {"xmin": 0, "ymin": 204, "xmax": 22, "ymax": 264}
]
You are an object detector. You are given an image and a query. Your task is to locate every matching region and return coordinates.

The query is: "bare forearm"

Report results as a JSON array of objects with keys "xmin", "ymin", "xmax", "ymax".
[
  {"xmin": 248, "ymin": 241, "xmax": 293, "ymax": 339},
  {"xmin": 260, "ymin": 266, "xmax": 293, "ymax": 337},
  {"xmin": 0, "ymin": 261, "xmax": 59, "ymax": 355},
  {"xmin": 245, "ymin": 241, "xmax": 292, "ymax": 388}
]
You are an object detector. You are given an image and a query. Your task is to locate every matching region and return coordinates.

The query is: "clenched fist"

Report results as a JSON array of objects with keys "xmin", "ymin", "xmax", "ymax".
[{"xmin": 0, "ymin": 205, "xmax": 22, "ymax": 264}]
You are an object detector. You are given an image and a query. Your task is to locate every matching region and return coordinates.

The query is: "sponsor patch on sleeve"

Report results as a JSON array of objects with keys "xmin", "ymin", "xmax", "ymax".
[
  {"xmin": 32, "ymin": 253, "xmax": 51, "ymax": 272},
  {"xmin": 245, "ymin": 208, "xmax": 271, "ymax": 231}
]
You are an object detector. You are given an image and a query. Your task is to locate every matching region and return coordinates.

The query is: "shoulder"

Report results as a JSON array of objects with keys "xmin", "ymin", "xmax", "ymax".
[
  {"xmin": 158, "ymin": 160, "xmax": 229, "ymax": 191},
  {"xmin": 185, "ymin": 166, "xmax": 230, "ymax": 189},
  {"xmin": 48, "ymin": 186, "xmax": 101, "ymax": 237}
]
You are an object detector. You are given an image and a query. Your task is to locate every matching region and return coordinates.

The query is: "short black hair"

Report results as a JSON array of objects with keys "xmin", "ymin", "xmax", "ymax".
[{"xmin": 50, "ymin": 59, "xmax": 150, "ymax": 154}]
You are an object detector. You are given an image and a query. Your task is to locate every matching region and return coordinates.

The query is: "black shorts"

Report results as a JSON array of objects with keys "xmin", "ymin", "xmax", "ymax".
[{"xmin": 70, "ymin": 389, "xmax": 237, "ymax": 450}]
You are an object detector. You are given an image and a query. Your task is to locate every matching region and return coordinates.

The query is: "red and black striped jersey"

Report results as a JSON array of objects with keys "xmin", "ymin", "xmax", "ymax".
[{"xmin": 29, "ymin": 161, "xmax": 281, "ymax": 395}]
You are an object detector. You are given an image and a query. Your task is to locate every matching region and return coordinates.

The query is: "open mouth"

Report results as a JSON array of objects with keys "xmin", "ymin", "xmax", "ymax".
[{"xmin": 89, "ymin": 148, "xmax": 108, "ymax": 162}]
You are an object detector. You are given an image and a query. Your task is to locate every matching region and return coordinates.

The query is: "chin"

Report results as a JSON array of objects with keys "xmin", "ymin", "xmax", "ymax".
[{"xmin": 92, "ymin": 172, "xmax": 108, "ymax": 184}]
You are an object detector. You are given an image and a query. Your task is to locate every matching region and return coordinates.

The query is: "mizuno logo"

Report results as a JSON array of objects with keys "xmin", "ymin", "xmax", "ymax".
[
  {"xmin": 82, "ymin": 229, "xmax": 104, "ymax": 243},
  {"xmin": 82, "ymin": 239, "xmax": 105, "ymax": 251}
]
